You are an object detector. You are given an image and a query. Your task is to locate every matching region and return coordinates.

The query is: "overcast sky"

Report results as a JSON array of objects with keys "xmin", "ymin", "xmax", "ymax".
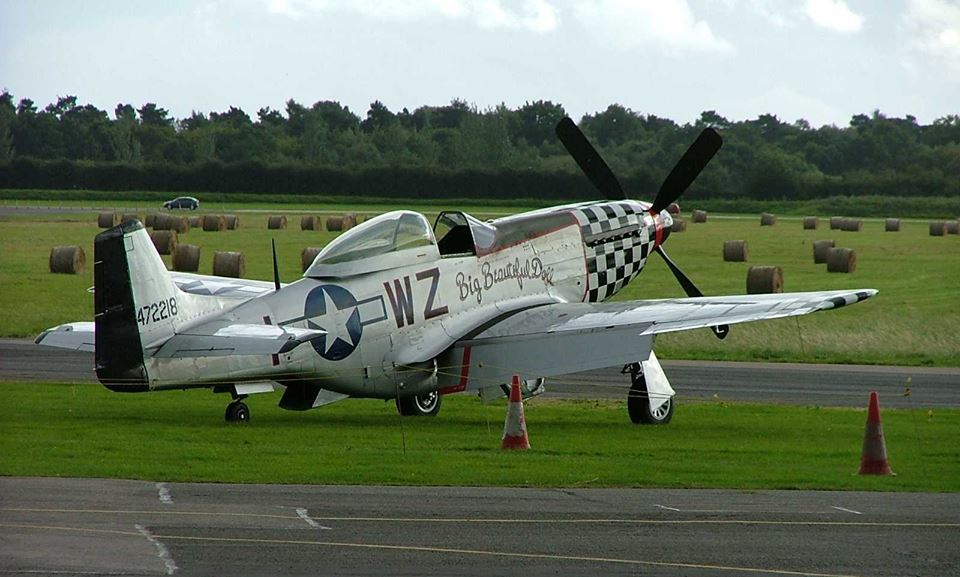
[{"xmin": 2, "ymin": 0, "xmax": 958, "ymax": 127}]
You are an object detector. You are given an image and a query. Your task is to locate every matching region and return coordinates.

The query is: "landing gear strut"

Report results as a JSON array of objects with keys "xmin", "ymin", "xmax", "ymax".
[
  {"xmin": 214, "ymin": 385, "xmax": 252, "ymax": 423},
  {"xmin": 624, "ymin": 362, "xmax": 674, "ymax": 425}
]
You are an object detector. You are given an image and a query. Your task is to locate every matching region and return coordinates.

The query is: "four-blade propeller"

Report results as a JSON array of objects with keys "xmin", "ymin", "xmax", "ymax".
[{"xmin": 555, "ymin": 117, "xmax": 729, "ymax": 340}]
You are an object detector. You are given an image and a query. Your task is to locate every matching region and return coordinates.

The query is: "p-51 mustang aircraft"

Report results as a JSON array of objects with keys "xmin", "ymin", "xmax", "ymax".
[{"xmin": 37, "ymin": 118, "xmax": 876, "ymax": 424}]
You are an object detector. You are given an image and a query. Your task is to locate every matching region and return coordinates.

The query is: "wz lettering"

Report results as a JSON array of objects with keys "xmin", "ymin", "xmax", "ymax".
[{"xmin": 384, "ymin": 267, "xmax": 449, "ymax": 328}]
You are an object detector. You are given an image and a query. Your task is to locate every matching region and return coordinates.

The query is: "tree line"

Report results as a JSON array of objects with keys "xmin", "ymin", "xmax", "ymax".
[{"xmin": 0, "ymin": 92, "xmax": 957, "ymax": 201}]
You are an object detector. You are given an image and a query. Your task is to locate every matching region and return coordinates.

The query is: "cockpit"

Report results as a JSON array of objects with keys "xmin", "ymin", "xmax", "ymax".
[
  {"xmin": 434, "ymin": 211, "xmax": 496, "ymax": 257},
  {"xmin": 302, "ymin": 208, "xmax": 568, "ymax": 277},
  {"xmin": 434, "ymin": 209, "xmax": 576, "ymax": 258},
  {"xmin": 304, "ymin": 211, "xmax": 440, "ymax": 277}
]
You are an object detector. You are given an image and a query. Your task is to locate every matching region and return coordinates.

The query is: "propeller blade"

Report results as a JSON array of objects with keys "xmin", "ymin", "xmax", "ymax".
[
  {"xmin": 654, "ymin": 245, "xmax": 701, "ymax": 297},
  {"xmin": 650, "ymin": 127, "xmax": 722, "ymax": 214},
  {"xmin": 555, "ymin": 117, "xmax": 626, "ymax": 201},
  {"xmin": 271, "ymin": 238, "xmax": 281, "ymax": 291},
  {"xmin": 654, "ymin": 245, "xmax": 729, "ymax": 340}
]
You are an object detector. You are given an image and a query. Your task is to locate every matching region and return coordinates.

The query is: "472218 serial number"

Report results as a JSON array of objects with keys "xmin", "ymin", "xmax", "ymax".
[{"xmin": 137, "ymin": 297, "xmax": 178, "ymax": 326}]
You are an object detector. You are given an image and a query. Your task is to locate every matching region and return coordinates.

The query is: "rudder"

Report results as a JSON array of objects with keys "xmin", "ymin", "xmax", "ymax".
[{"xmin": 94, "ymin": 221, "xmax": 192, "ymax": 391}]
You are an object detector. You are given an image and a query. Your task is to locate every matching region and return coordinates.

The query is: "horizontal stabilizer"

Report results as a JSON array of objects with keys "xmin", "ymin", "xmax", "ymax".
[
  {"xmin": 35, "ymin": 322, "xmax": 95, "ymax": 352},
  {"xmin": 153, "ymin": 323, "xmax": 326, "ymax": 358},
  {"xmin": 37, "ymin": 320, "xmax": 325, "ymax": 358},
  {"xmin": 170, "ymin": 271, "xmax": 279, "ymax": 300}
]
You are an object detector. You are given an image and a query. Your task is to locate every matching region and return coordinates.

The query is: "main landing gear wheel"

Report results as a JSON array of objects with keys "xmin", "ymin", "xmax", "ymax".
[
  {"xmin": 626, "ymin": 365, "xmax": 674, "ymax": 425},
  {"xmin": 225, "ymin": 401, "xmax": 250, "ymax": 423},
  {"xmin": 396, "ymin": 391, "xmax": 442, "ymax": 416}
]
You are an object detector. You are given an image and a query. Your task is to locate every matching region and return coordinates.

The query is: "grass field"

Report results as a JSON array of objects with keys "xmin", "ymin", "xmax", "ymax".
[
  {"xmin": 2, "ymin": 205, "xmax": 957, "ymax": 366},
  {"xmin": 0, "ymin": 382, "xmax": 956, "ymax": 491}
]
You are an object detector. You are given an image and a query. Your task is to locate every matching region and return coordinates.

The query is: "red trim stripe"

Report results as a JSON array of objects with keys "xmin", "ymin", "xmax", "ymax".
[{"xmin": 439, "ymin": 346, "xmax": 471, "ymax": 395}]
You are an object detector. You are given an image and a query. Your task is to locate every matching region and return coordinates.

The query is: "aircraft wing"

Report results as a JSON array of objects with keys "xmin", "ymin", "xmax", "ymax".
[{"xmin": 436, "ymin": 289, "xmax": 876, "ymax": 392}]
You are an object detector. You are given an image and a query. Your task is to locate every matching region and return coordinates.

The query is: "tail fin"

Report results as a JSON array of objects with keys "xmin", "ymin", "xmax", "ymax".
[{"xmin": 94, "ymin": 221, "xmax": 194, "ymax": 391}]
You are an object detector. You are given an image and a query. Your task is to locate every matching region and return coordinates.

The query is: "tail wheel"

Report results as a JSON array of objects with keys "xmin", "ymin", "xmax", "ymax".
[
  {"xmin": 225, "ymin": 401, "xmax": 250, "ymax": 423},
  {"xmin": 627, "ymin": 373, "xmax": 674, "ymax": 425},
  {"xmin": 396, "ymin": 391, "xmax": 442, "ymax": 416}
]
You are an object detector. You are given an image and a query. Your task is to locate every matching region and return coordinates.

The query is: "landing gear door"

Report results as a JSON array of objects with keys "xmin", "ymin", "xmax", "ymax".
[{"xmin": 641, "ymin": 350, "xmax": 674, "ymax": 413}]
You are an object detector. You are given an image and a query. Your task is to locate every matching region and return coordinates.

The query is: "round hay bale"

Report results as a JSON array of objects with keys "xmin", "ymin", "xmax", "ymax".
[
  {"xmin": 670, "ymin": 218, "xmax": 687, "ymax": 233},
  {"xmin": 946, "ymin": 221, "xmax": 960, "ymax": 235},
  {"xmin": 884, "ymin": 218, "xmax": 901, "ymax": 232},
  {"xmin": 929, "ymin": 221, "xmax": 946, "ymax": 236},
  {"xmin": 802, "ymin": 217, "xmax": 818, "ymax": 230},
  {"xmin": 326, "ymin": 216, "xmax": 344, "ymax": 231},
  {"xmin": 224, "ymin": 215, "xmax": 239, "ymax": 230},
  {"xmin": 213, "ymin": 251, "xmax": 245, "ymax": 278},
  {"xmin": 188, "ymin": 216, "xmax": 201, "ymax": 228},
  {"xmin": 692, "ymin": 209, "xmax": 707, "ymax": 223},
  {"xmin": 829, "ymin": 216, "xmax": 844, "ymax": 230},
  {"xmin": 746, "ymin": 266, "xmax": 783, "ymax": 294},
  {"xmin": 144, "ymin": 213, "xmax": 159, "ymax": 228},
  {"xmin": 202, "ymin": 214, "xmax": 226, "ymax": 232},
  {"xmin": 121, "ymin": 213, "xmax": 140, "ymax": 224},
  {"xmin": 267, "ymin": 215, "xmax": 287, "ymax": 230},
  {"xmin": 760, "ymin": 213, "xmax": 777, "ymax": 226},
  {"xmin": 723, "ymin": 240, "xmax": 748, "ymax": 262},
  {"xmin": 150, "ymin": 230, "xmax": 178, "ymax": 255},
  {"xmin": 300, "ymin": 215, "xmax": 319, "ymax": 231},
  {"xmin": 342, "ymin": 213, "xmax": 358, "ymax": 230},
  {"xmin": 301, "ymin": 247, "xmax": 322, "ymax": 272},
  {"xmin": 827, "ymin": 247, "xmax": 857, "ymax": 273},
  {"xmin": 168, "ymin": 216, "xmax": 190, "ymax": 234},
  {"xmin": 97, "ymin": 212, "xmax": 118, "ymax": 228},
  {"xmin": 172, "ymin": 244, "xmax": 201, "ymax": 272},
  {"xmin": 49, "ymin": 246, "xmax": 86, "ymax": 274},
  {"xmin": 813, "ymin": 239, "xmax": 835, "ymax": 264},
  {"xmin": 841, "ymin": 218, "xmax": 863, "ymax": 232},
  {"xmin": 152, "ymin": 214, "xmax": 171, "ymax": 230}
]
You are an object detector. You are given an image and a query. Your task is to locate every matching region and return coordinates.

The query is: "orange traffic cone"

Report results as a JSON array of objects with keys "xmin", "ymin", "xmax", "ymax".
[
  {"xmin": 501, "ymin": 376, "xmax": 530, "ymax": 450},
  {"xmin": 858, "ymin": 391, "xmax": 894, "ymax": 475}
]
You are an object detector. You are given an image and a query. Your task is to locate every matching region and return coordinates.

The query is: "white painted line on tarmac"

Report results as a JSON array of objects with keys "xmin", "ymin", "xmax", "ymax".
[
  {"xmin": 0, "ymin": 522, "xmax": 867, "ymax": 577},
  {"xmin": 296, "ymin": 507, "xmax": 332, "ymax": 530},
  {"xmin": 156, "ymin": 483, "xmax": 173, "ymax": 505},
  {"xmin": 654, "ymin": 505, "xmax": 828, "ymax": 515},
  {"xmin": 135, "ymin": 524, "xmax": 178, "ymax": 575},
  {"xmin": 831, "ymin": 506, "xmax": 862, "ymax": 515}
]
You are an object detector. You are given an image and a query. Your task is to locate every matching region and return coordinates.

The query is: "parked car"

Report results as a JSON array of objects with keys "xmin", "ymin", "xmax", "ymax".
[{"xmin": 163, "ymin": 196, "xmax": 199, "ymax": 210}]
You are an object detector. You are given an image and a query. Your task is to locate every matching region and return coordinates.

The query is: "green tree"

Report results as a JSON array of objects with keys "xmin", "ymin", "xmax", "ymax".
[
  {"xmin": 110, "ymin": 103, "xmax": 141, "ymax": 162},
  {"xmin": 361, "ymin": 100, "xmax": 397, "ymax": 133},
  {"xmin": 515, "ymin": 100, "xmax": 566, "ymax": 148},
  {"xmin": 137, "ymin": 103, "xmax": 172, "ymax": 127},
  {"xmin": 581, "ymin": 104, "xmax": 644, "ymax": 147},
  {"xmin": 0, "ymin": 91, "xmax": 15, "ymax": 161},
  {"xmin": 459, "ymin": 106, "xmax": 515, "ymax": 169}
]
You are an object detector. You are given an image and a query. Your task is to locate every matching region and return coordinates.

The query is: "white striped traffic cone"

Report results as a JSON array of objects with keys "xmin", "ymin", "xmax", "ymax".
[
  {"xmin": 501, "ymin": 375, "xmax": 530, "ymax": 450},
  {"xmin": 858, "ymin": 391, "xmax": 894, "ymax": 475}
]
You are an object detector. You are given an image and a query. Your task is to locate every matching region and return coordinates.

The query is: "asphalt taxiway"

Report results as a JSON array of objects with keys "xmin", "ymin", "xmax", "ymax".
[
  {"xmin": 2, "ymin": 338, "xmax": 957, "ymax": 408},
  {"xmin": 2, "ymin": 477, "xmax": 958, "ymax": 577}
]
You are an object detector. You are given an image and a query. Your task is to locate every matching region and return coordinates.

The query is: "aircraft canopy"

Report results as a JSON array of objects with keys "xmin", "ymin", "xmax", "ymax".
[{"xmin": 304, "ymin": 210, "xmax": 438, "ymax": 277}]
